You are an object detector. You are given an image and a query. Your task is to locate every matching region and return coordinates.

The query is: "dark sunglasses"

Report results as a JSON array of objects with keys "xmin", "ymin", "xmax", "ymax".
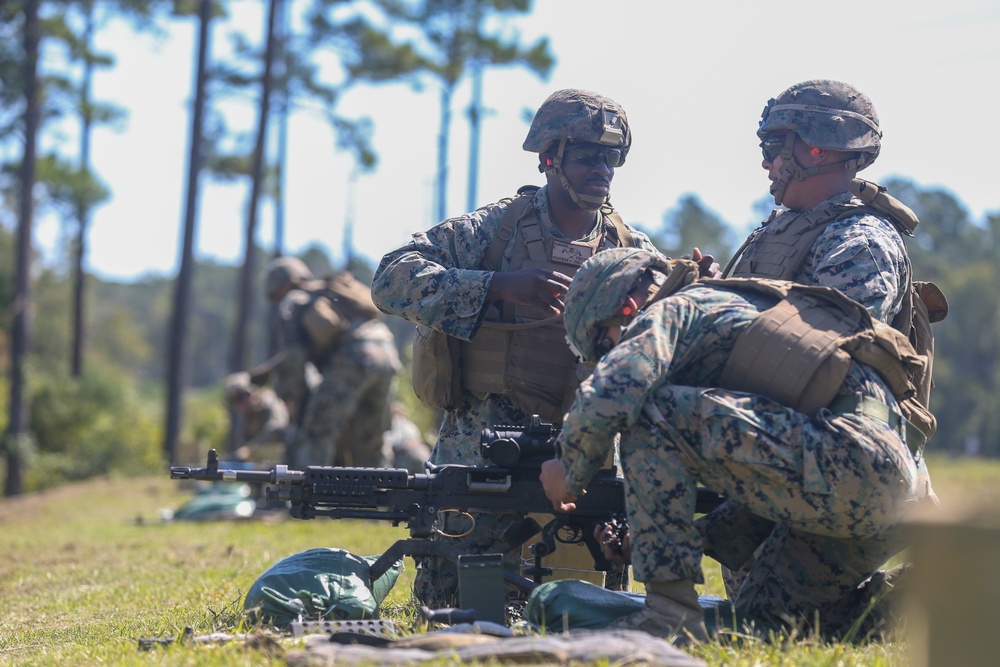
[
  {"xmin": 564, "ymin": 145, "xmax": 624, "ymax": 168},
  {"xmin": 760, "ymin": 135, "xmax": 789, "ymax": 162}
]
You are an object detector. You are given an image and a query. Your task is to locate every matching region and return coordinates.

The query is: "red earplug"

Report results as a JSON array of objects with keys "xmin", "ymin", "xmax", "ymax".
[
  {"xmin": 622, "ymin": 296, "xmax": 639, "ymax": 317},
  {"xmin": 811, "ymin": 147, "xmax": 822, "ymax": 156}
]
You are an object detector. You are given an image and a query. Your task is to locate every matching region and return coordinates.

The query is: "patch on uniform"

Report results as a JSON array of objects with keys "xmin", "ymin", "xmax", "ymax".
[{"xmin": 551, "ymin": 241, "xmax": 593, "ymax": 266}]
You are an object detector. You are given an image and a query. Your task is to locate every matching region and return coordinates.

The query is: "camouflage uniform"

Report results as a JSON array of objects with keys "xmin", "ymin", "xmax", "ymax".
[
  {"xmin": 381, "ymin": 404, "xmax": 432, "ymax": 474},
  {"xmin": 557, "ymin": 278, "xmax": 925, "ymax": 634},
  {"xmin": 372, "ymin": 185, "xmax": 657, "ymax": 607},
  {"xmin": 270, "ymin": 266, "xmax": 401, "ymax": 469},
  {"xmin": 705, "ymin": 79, "xmax": 936, "ymax": 632},
  {"xmin": 224, "ymin": 372, "xmax": 291, "ymax": 452}
]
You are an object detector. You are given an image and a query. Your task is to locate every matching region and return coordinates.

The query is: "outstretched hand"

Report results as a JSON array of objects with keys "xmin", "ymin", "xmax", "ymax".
[
  {"xmin": 488, "ymin": 268, "xmax": 573, "ymax": 314},
  {"xmin": 691, "ymin": 247, "xmax": 721, "ymax": 278}
]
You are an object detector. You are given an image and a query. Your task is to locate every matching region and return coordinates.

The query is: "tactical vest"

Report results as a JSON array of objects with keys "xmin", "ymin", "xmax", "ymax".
[
  {"xmin": 461, "ymin": 186, "xmax": 638, "ymax": 423},
  {"xmin": 299, "ymin": 271, "xmax": 383, "ymax": 360},
  {"xmin": 721, "ymin": 179, "xmax": 946, "ymax": 437},
  {"xmin": 654, "ymin": 278, "xmax": 935, "ymax": 451}
]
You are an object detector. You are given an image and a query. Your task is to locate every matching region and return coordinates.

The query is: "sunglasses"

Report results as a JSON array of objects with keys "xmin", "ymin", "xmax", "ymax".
[
  {"xmin": 564, "ymin": 145, "xmax": 624, "ymax": 168},
  {"xmin": 760, "ymin": 135, "xmax": 788, "ymax": 162}
]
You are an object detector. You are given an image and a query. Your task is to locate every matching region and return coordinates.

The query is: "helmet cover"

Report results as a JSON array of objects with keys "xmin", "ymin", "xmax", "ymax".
[
  {"xmin": 523, "ymin": 89, "xmax": 631, "ymax": 165},
  {"xmin": 563, "ymin": 248, "xmax": 673, "ymax": 363},
  {"xmin": 265, "ymin": 257, "xmax": 314, "ymax": 301},
  {"xmin": 758, "ymin": 79, "xmax": 881, "ymax": 170}
]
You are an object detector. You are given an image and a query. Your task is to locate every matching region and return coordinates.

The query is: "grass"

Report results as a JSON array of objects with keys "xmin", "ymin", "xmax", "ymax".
[{"xmin": 0, "ymin": 453, "xmax": 996, "ymax": 666}]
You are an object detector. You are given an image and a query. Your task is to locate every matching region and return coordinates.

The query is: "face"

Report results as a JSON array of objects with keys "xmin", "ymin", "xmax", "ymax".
[
  {"xmin": 547, "ymin": 143, "xmax": 619, "ymax": 201},
  {"xmin": 760, "ymin": 133, "xmax": 814, "ymax": 209}
]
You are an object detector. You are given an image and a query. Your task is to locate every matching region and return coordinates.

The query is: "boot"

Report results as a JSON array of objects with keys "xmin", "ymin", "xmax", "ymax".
[
  {"xmin": 608, "ymin": 579, "xmax": 708, "ymax": 644},
  {"xmin": 819, "ymin": 563, "xmax": 912, "ymax": 641}
]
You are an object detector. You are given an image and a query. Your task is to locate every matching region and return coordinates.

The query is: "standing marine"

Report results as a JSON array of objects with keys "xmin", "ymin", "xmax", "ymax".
[
  {"xmin": 266, "ymin": 257, "xmax": 401, "ymax": 468},
  {"xmin": 371, "ymin": 88, "xmax": 661, "ymax": 608}
]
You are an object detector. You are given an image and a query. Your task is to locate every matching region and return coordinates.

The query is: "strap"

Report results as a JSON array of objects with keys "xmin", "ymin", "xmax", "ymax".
[
  {"xmin": 829, "ymin": 393, "xmax": 926, "ymax": 457},
  {"xmin": 602, "ymin": 208, "xmax": 637, "ymax": 248},
  {"xmin": 482, "ymin": 192, "xmax": 536, "ymax": 271}
]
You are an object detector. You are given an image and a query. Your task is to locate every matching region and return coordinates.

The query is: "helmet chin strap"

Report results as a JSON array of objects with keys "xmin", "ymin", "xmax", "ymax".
[
  {"xmin": 546, "ymin": 138, "xmax": 608, "ymax": 210},
  {"xmin": 771, "ymin": 133, "xmax": 863, "ymax": 206}
]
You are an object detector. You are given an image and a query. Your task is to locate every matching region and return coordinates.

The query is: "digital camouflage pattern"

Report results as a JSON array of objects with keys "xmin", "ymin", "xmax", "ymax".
[
  {"xmin": 733, "ymin": 191, "xmax": 911, "ymax": 322},
  {"xmin": 556, "ymin": 280, "xmax": 926, "ymax": 632},
  {"xmin": 371, "ymin": 185, "xmax": 657, "ymax": 607},
  {"xmin": 272, "ymin": 287, "xmax": 401, "ymax": 468},
  {"xmin": 522, "ymin": 89, "xmax": 631, "ymax": 160},
  {"xmin": 562, "ymin": 247, "xmax": 673, "ymax": 363},
  {"xmin": 758, "ymin": 79, "xmax": 881, "ymax": 169},
  {"xmin": 718, "ymin": 183, "xmax": 933, "ymax": 624}
]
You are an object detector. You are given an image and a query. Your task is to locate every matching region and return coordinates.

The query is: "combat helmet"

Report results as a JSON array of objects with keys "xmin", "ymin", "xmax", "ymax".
[
  {"xmin": 523, "ymin": 89, "xmax": 631, "ymax": 210},
  {"xmin": 265, "ymin": 257, "xmax": 314, "ymax": 302},
  {"xmin": 758, "ymin": 80, "xmax": 882, "ymax": 205},
  {"xmin": 563, "ymin": 248, "xmax": 673, "ymax": 363},
  {"xmin": 224, "ymin": 371, "xmax": 252, "ymax": 402}
]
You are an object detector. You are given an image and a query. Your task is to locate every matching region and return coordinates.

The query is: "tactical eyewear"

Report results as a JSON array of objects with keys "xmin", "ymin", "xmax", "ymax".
[
  {"xmin": 564, "ymin": 145, "xmax": 624, "ymax": 168},
  {"xmin": 760, "ymin": 135, "xmax": 788, "ymax": 162}
]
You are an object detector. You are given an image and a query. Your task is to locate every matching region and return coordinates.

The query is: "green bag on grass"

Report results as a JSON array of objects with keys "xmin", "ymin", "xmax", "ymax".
[
  {"xmin": 243, "ymin": 548, "xmax": 403, "ymax": 627},
  {"xmin": 523, "ymin": 579, "xmax": 739, "ymax": 635}
]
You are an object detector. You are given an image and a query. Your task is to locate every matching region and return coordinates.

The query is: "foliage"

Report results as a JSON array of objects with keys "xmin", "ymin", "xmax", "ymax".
[
  {"xmin": 883, "ymin": 178, "xmax": 1000, "ymax": 456},
  {"xmin": 25, "ymin": 364, "xmax": 164, "ymax": 491},
  {"xmin": 644, "ymin": 193, "xmax": 737, "ymax": 261}
]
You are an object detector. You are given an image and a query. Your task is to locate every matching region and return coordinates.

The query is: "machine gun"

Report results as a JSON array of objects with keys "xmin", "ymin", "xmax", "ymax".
[{"xmin": 171, "ymin": 418, "xmax": 725, "ymax": 595}]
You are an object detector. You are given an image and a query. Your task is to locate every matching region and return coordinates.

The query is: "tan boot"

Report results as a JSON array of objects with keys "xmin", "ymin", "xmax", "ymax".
[{"xmin": 608, "ymin": 579, "xmax": 708, "ymax": 644}]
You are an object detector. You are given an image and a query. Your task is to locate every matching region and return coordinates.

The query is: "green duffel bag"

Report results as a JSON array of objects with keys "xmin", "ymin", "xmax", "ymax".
[
  {"xmin": 243, "ymin": 548, "xmax": 403, "ymax": 627},
  {"xmin": 523, "ymin": 579, "xmax": 739, "ymax": 635}
]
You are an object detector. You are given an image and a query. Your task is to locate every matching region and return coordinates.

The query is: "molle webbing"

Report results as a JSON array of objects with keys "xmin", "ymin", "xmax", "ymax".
[
  {"xmin": 719, "ymin": 288, "xmax": 862, "ymax": 415},
  {"xmin": 726, "ymin": 180, "xmax": 919, "ymax": 280},
  {"xmin": 706, "ymin": 279, "xmax": 931, "ymax": 442},
  {"xmin": 462, "ymin": 190, "xmax": 637, "ymax": 422},
  {"xmin": 725, "ymin": 202, "xmax": 865, "ymax": 279}
]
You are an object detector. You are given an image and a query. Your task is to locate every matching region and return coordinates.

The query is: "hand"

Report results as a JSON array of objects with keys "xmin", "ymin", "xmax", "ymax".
[
  {"xmin": 594, "ymin": 522, "xmax": 632, "ymax": 564},
  {"xmin": 539, "ymin": 458, "xmax": 578, "ymax": 512},
  {"xmin": 691, "ymin": 247, "xmax": 721, "ymax": 278},
  {"xmin": 487, "ymin": 269, "xmax": 573, "ymax": 314}
]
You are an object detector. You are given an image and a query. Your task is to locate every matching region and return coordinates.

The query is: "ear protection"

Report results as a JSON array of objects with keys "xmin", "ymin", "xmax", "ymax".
[
  {"xmin": 545, "ymin": 157, "xmax": 554, "ymax": 167},
  {"xmin": 622, "ymin": 296, "xmax": 639, "ymax": 317},
  {"xmin": 810, "ymin": 147, "xmax": 822, "ymax": 156}
]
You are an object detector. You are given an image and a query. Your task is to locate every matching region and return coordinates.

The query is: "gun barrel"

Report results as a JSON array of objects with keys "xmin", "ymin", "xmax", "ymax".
[{"xmin": 169, "ymin": 464, "xmax": 305, "ymax": 485}]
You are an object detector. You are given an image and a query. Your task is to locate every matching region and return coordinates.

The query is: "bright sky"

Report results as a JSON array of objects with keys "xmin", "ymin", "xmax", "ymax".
[{"xmin": 35, "ymin": 0, "xmax": 1000, "ymax": 282}]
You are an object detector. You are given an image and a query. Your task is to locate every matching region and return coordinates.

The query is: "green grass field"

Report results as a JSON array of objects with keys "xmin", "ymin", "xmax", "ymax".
[{"xmin": 1, "ymin": 453, "xmax": 996, "ymax": 666}]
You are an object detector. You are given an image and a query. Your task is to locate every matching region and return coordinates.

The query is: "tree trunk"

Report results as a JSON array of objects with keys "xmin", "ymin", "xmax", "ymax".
[
  {"xmin": 165, "ymin": 0, "xmax": 213, "ymax": 464},
  {"xmin": 6, "ymin": 0, "xmax": 40, "ymax": 498},
  {"xmin": 435, "ymin": 84, "xmax": 453, "ymax": 222},
  {"xmin": 71, "ymin": 2, "xmax": 97, "ymax": 379},
  {"xmin": 230, "ymin": 0, "xmax": 279, "ymax": 453}
]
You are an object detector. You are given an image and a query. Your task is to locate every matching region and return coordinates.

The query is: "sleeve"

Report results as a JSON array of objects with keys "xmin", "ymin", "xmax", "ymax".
[
  {"xmin": 805, "ymin": 214, "xmax": 910, "ymax": 324},
  {"xmin": 371, "ymin": 202, "xmax": 510, "ymax": 341},
  {"xmin": 557, "ymin": 330, "xmax": 665, "ymax": 496}
]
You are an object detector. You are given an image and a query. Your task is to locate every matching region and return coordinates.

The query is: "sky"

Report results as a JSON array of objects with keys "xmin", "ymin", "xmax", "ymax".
[{"xmin": 32, "ymin": 0, "xmax": 1000, "ymax": 282}]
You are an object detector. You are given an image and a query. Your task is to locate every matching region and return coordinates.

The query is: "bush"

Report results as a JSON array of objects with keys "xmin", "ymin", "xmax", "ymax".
[{"xmin": 23, "ymin": 365, "xmax": 165, "ymax": 491}]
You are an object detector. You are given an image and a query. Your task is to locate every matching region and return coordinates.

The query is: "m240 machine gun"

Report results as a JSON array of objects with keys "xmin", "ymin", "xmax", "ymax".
[{"xmin": 171, "ymin": 418, "xmax": 725, "ymax": 621}]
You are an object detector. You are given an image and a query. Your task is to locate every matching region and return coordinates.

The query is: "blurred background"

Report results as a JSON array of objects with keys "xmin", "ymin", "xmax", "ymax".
[{"xmin": 1, "ymin": 0, "xmax": 998, "ymax": 495}]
